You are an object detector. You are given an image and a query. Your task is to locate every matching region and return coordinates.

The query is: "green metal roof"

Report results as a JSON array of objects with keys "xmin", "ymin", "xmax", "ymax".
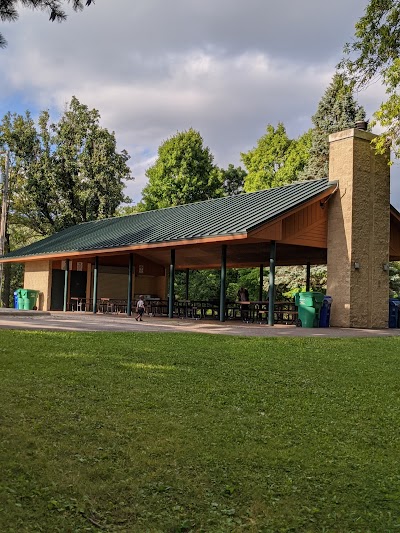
[{"xmin": 3, "ymin": 179, "xmax": 336, "ymax": 260}]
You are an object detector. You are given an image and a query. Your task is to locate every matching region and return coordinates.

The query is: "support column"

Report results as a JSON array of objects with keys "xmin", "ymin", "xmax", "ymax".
[
  {"xmin": 219, "ymin": 245, "xmax": 227, "ymax": 322},
  {"xmin": 127, "ymin": 253, "xmax": 134, "ymax": 316},
  {"xmin": 268, "ymin": 241, "xmax": 276, "ymax": 326},
  {"xmin": 185, "ymin": 269, "xmax": 190, "ymax": 301},
  {"xmin": 168, "ymin": 249, "xmax": 175, "ymax": 318},
  {"xmin": 92, "ymin": 256, "xmax": 99, "ymax": 314},
  {"xmin": 259, "ymin": 264, "xmax": 264, "ymax": 301},
  {"xmin": 327, "ymin": 128, "xmax": 390, "ymax": 328},
  {"xmin": 306, "ymin": 262, "xmax": 311, "ymax": 292},
  {"xmin": 63, "ymin": 259, "xmax": 69, "ymax": 312}
]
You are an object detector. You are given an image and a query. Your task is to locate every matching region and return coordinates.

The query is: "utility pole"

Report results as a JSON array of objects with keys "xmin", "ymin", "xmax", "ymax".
[{"xmin": 0, "ymin": 150, "xmax": 10, "ymax": 305}]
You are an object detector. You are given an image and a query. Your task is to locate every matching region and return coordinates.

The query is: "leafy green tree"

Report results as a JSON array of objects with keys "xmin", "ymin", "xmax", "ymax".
[
  {"xmin": 174, "ymin": 267, "xmax": 268, "ymax": 304},
  {"xmin": 277, "ymin": 130, "xmax": 312, "ymax": 184},
  {"xmin": 227, "ymin": 267, "xmax": 268, "ymax": 301},
  {"xmin": 342, "ymin": 0, "xmax": 400, "ymax": 88},
  {"xmin": 0, "ymin": 96, "xmax": 132, "ymax": 236},
  {"xmin": 174, "ymin": 270, "xmax": 223, "ymax": 302},
  {"xmin": 220, "ymin": 164, "xmax": 247, "ymax": 196},
  {"xmin": 1, "ymin": 222, "xmax": 38, "ymax": 307},
  {"xmin": 241, "ymin": 123, "xmax": 311, "ymax": 192},
  {"xmin": 241, "ymin": 123, "xmax": 290, "ymax": 192},
  {"xmin": 264, "ymin": 266, "xmax": 327, "ymax": 300},
  {"xmin": 115, "ymin": 205, "xmax": 140, "ymax": 217},
  {"xmin": 370, "ymin": 58, "xmax": 400, "ymax": 156},
  {"xmin": 341, "ymin": 0, "xmax": 400, "ymax": 156},
  {"xmin": 389, "ymin": 261, "xmax": 400, "ymax": 297},
  {"xmin": 300, "ymin": 73, "xmax": 366, "ymax": 180},
  {"xmin": 0, "ymin": 0, "xmax": 93, "ymax": 48},
  {"xmin": 140, "ymin": 128, "xmax": 222, "ymax": 210}
]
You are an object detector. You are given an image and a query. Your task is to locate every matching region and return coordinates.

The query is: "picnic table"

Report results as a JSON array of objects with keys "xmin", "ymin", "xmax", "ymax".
[{"xmin": 67, "ymin": 297, "xmax": 298, "ymax": 324}]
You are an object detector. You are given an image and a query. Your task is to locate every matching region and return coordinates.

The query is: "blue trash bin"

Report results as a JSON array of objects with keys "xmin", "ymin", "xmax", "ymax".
[
  {"xmin": 13, "ymin": 290, "xmax": 19, "ymax": 309},
  {"xmin": 388, "ymin": 299, "xmax": 400, "ymax": 328},
  {"xmin": 319, "ymin": 296, "xmax": 333, "ymax": 327}
]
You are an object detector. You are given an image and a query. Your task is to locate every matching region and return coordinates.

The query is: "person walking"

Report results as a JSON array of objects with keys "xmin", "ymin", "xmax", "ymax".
[{"xmin": 135, "ymin": 295, "xmax": 145, "ymax": 321}]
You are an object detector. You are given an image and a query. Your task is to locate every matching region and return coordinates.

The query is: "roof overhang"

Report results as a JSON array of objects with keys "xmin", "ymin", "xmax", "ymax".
[{"xmin": 0, "ymin": 188, "xmax": 336, "ymax": 268}]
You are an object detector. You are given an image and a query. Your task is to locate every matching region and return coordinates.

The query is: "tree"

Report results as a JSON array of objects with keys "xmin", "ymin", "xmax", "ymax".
[
  {"xmin": 140, "ymin": 128, "xmax": 222, "ymax": 211},
  {"xmin": 267, "ymin": 266, "xmax": 327, "ymax": 300},
  {"xmin": 277, "ymin": 129, "xmax": 312, "ymax": 184},
  {"xmin": 389, "ymin": 261, "xmax": 400, "ymax": 297},
  {"xmin": 300, "ymin": 73, "xmax": 366, "ymax": 180},
  {"xmin": 115, "ymin": 205, "xmax": 140, "ymax": 217},
  {"xmin": 342, "ymin": 1, "xmax": 400, "ymax": 88},
  {"xmin": 0, "ymin": 96, "xmax": 132, "ymax": 236},
  {"xmin": 341, "ymin": 0, "xmax": 400, "ymax": 156},
  {"xmin": 369, "ymin": 58, "xmax": 400, "ymax": 156},
  {"xmin": 241, "ymin": 123, "xmax": 311, "ymax": 192},
  {"xmin": 219, "ymin": 164, "xmax": 247, "ymax": 196},
  {"xmin": 0, "ymin": 0, "xmax": 93, "ymax": 48}
]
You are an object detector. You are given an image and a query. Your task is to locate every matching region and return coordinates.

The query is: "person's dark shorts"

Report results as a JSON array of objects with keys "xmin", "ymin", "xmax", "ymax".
[{"xmin": 138, "ymin": 307, "xmax": 144, "ymax": 316}]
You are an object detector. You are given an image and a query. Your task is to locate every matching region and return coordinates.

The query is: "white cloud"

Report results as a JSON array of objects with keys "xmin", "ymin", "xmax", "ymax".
[{"xmin": 2, "ymin": 0, "xmax": 399, "ymax": 207}]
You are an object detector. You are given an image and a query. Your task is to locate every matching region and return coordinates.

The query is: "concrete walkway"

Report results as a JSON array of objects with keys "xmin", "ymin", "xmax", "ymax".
[{"xmin": 0, "ymin": 310, "xmax": 399, "ymax": 337}]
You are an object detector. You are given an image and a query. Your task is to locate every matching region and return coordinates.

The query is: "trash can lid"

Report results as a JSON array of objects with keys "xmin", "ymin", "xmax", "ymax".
[{"xmin": 301, "ymin": 291, "xmax": 325, "ymax": 303}]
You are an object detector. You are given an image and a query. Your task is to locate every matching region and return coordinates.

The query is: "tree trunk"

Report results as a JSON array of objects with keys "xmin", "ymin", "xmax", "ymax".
[{"xmin": 1, "ymin": 233, "xmax": 11, "ymax": 307}]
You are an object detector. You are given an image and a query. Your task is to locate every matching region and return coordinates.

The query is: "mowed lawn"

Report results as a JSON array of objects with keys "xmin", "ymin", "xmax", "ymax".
[{"xmin": 0, "ymin": 331, "xmax": 399, "ymax": 532}]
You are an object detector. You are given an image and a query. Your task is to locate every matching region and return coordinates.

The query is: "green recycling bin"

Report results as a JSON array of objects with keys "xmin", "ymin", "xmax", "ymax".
[
  {"xmin": 22, "ymin": 289, "xmax": 40, "ymax": 310},
  {"xmin": 16, "ymin": 288, "xmax": 25, "ymax": 310},
  {"xmin": 294, "ymin": 291, "xmax": 325, "ymax": 328}
]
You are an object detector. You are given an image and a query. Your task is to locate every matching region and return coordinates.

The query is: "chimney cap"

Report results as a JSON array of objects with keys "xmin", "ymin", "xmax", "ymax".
[{"xmin": 355, "ymin": 120, "xmax": 369, "ymax": 131}]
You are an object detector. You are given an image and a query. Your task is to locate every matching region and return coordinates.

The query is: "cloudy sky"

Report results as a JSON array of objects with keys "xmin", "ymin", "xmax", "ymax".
[{"xmin": 1, "ymin": 0, "xmax": 399, "ymax": 208}]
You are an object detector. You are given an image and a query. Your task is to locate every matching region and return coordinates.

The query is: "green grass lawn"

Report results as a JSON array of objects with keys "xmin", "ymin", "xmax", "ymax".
[{"xmin": 0, "ymin": 331, "xmax": 399, "ymax": 532}]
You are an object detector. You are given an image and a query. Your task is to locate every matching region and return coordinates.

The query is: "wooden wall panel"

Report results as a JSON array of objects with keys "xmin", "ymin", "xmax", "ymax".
[
  {"xmin": 249, "ymin": 220, "xmax": 282, "ymax": 241},
  {"xmin": 390, "ymin": 216, "xmax": 400, "ymax": 259},
  {"xmin": 281, "ymin": 202, "xmax": 327, "ymax": 248},
  {"xmin": 98, "ymin": 266, "xmax": 129, "ymax": 299}
]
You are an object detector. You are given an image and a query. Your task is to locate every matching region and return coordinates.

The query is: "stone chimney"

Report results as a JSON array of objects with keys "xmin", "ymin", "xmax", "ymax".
[{"xmin": 327, "ymin": 128, "xmax": 390, "ymax": 328}]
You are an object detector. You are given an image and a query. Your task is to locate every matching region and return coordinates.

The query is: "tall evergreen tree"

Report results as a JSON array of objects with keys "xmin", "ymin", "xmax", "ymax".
[{"xmin": 300, "ymin": 73, "xmax": 366, "ymax": 180}]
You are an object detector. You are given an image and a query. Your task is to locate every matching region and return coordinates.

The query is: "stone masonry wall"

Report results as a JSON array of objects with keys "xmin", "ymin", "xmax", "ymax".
[
  {"xmin": 327, "ymin": 129, "xmax": 390, "ymax": 328},
  {"xmin": 24, "ymin": 260, "xmax": 52, "ymax": 311}
]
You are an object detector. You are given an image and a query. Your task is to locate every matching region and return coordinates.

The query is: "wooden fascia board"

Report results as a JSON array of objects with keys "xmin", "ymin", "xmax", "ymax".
[
  {"xmin": 247, "ymin": 188, "xmax": 335, "ymax": 240},
  {"xmin": 0, "ymin": 232, "xmax": 248, "ymax": 264}
]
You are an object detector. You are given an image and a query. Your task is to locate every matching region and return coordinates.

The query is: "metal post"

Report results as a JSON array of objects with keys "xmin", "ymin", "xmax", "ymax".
[
  {"xmin": 185, "ymin": 268, "xmax": 189, "ymax": 301},
  {"xmin": 268, "ymin": 241, "xmax": 276, "ymax": 326},
  {"xmin": 219, "ymin": 245, "xmax": 227, "ymax": 322},
  {"xmin": 259, "ymin": 264, "xmax": 264, "ymax": 301},
  {"xmin": 306, "ymin": 262, "xmax": 311, "ymax": 292},
  {"xmin": 63, "ymin": 259, "xmax": 69, "ymax": 312},
  {"xmin": 0, "ymin": 151, "xmax": 10, "ymax": 301},
  {"xmin": 168, "ymin": 249, "xmax": 175, "ymax": 318},
  {"xmin": 92, "ymin": 256, "xmax": 99, "ymax": 313},
  {"xmin": 127, "ymin": 253, "xmax": 134, "ymax": 316}
]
